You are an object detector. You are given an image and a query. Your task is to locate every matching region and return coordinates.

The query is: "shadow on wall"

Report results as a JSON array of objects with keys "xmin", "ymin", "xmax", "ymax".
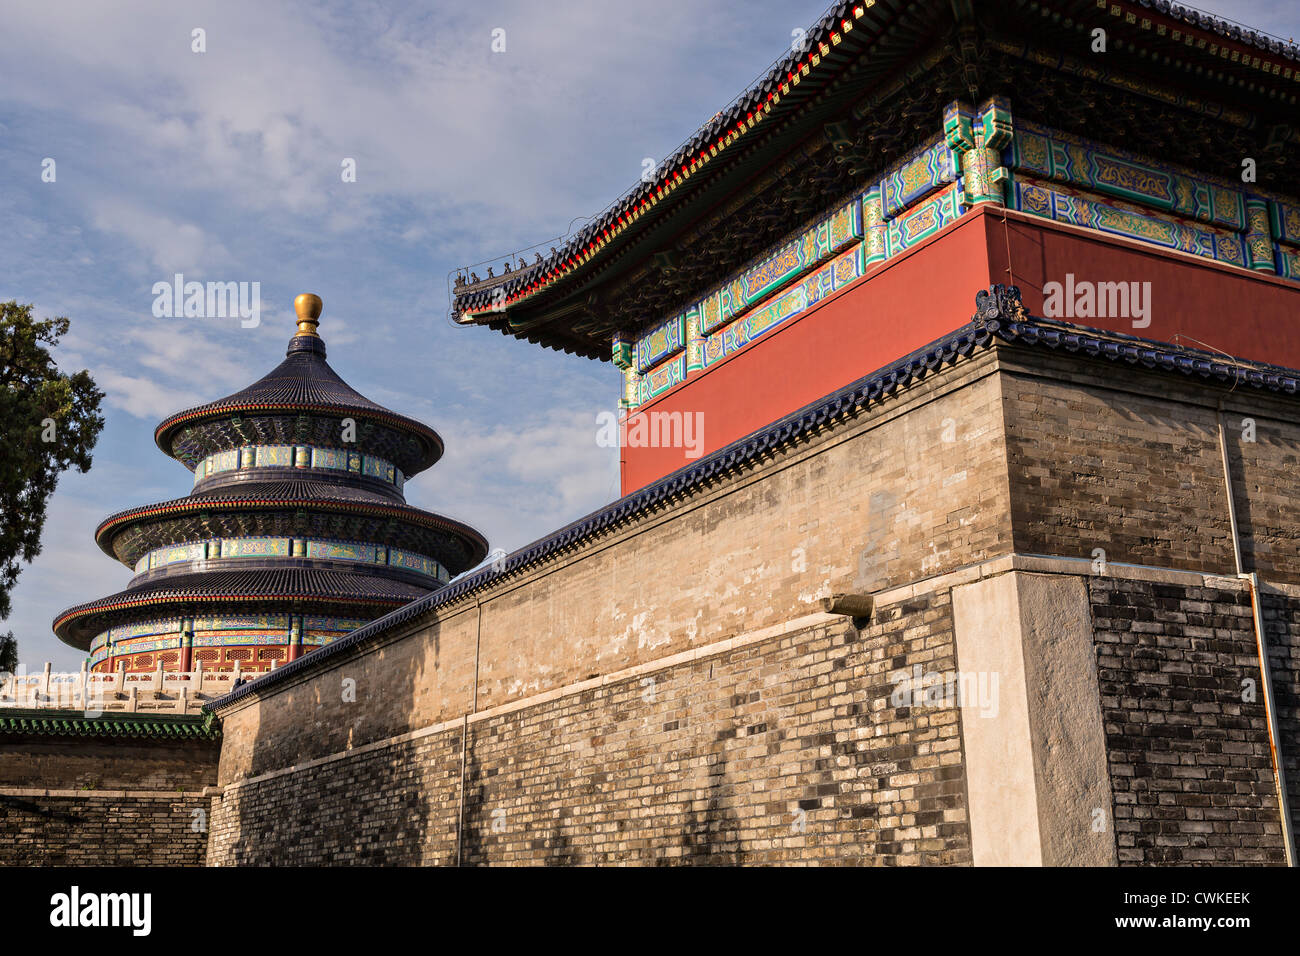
[
  {"xmin": 1220, "ymin": 409, "xmax": 1300, "ymax": 844},
  {"xmin": 458, "ymin": 719, "xmax": 582, "ymax": 866},
  {"xmin": 1259, "ymin": 587, "xmax": 1300, "ymax": 846},
  {"xmin": 0, "ymin": 795, "xmax": 85, "ymax": 866},
  {"xmin": 220, "ymin": 618, "xmax": 443, "ymax": 865},
  {"xmin": 1225, "ymin": 408, "xmax": 1290, "ymax": 581},
  {"xmin": 454, "ymin": 675, "xmax": 749, "ymax": 866},
  {"xmin": 672, "ymin": 747, "xmax": 744, "ymax": 865}
]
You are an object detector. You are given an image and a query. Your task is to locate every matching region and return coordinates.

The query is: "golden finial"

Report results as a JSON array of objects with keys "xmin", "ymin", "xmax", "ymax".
[{"xmin": 294, "ymin": 293, "xmax": 323, "ymax": 338}]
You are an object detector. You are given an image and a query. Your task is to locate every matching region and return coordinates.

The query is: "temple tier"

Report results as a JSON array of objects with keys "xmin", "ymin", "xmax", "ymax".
[{"xmin": 53, "ymin": 294, "xmax": 487, "ymax": 674}]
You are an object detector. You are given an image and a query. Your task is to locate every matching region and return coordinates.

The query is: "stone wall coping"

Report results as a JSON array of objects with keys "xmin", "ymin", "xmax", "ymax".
[
  {"xmin": 870, "ymin": 553, "xmax": 1274, "ymax": 608},
  {"xmin": 0, "ymin": 708, "xmax": 219, "ymax": 740},
  {"xmin": 0, "ymin": 786, "xmax": 207, "ymax": 799}
]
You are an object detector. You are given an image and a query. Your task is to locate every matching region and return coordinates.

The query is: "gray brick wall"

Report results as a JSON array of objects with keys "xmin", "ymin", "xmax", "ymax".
[
  {"xmin": 1089, "ymin": 576, "xmax": 1292, "ymax": 864},
  {"xmin": 0, "ymin": 793, "xmax": 209, "ymax": 866},
  {"xmin": 209, "ymin": 597, "xmax": 971, "ymax": 866},
  {"xmin": 1002, "ymin": 353, "xmax": 1300, "ymax": 585}
]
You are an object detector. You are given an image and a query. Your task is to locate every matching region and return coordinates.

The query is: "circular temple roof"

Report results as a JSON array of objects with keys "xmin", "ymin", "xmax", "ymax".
[
  {"xmin": 55, "ymin": 294, "xmax": 488, "ymax": 656},
  {"xmin": 155, "ymin": 319, "xmax": 444, "ymax": 477},
  {"xmin": 54, "ymin": 567, "xmax": 431, "ymax": 649},
  {"xmin": 93, "ymin": 478, "xmax": 487, "ymax": 570}
]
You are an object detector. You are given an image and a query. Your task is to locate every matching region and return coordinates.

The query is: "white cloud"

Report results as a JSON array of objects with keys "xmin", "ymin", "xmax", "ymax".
[
  {"xmin": 89, "ymin": 198, "xmax": 234, "ymax": 276},
  {"xmin": 94, "ymin": 368, "xmax": 190, "ymax": 420}
]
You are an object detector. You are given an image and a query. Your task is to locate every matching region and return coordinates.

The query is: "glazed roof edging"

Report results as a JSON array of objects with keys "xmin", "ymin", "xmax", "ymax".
[
  {"xmin": 452, "ymin": 0, "xmax": 1300, "ymax": 321},
  {"xmin": 92, "ymin": 484, "xmax": 488, "ymax": 567}
]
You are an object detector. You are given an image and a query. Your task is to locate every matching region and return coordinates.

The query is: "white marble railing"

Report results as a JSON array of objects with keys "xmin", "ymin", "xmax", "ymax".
[{"xmin": 0, "ymin": 660, "xmax": 260, "ymax": 714}]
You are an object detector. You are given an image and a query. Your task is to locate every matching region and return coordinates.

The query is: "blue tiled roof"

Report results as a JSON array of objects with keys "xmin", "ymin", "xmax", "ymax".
[{"xmin": 155, "ymin": 333, "xmax": 444, "ymax": 472}]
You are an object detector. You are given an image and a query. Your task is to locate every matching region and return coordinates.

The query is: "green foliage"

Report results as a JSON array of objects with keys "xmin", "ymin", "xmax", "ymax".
[
  {"xmin": 0, "ymin": 301, "xmax": 105, "ymax": 620},
  {"xmin": 0, "ymin": 631, "xmax": 15, "ymax": 673}
]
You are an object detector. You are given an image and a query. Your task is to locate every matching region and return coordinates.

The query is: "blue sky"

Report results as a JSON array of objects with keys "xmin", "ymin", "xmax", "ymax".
[{"xmin": 0, "ymin": 0, "xmax": 1293, "ymax": 670}]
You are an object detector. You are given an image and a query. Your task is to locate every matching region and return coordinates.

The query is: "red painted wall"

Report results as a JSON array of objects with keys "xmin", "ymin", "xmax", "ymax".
[
  {"xmin": 621, "ymin": 211, "xmax": 995, "ymax": 492},
  {"xmin": 621, "ymin": 206, "xmax": 1300, "ymax": 494},
  {"xmin": 985, "ymin": 211, "xmax": 1300, "ymax": 368}
]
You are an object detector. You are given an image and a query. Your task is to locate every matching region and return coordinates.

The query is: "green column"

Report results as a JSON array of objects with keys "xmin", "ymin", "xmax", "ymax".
[
  {"xmin": 613, "ymin": 331, "xmax": 639, "ymax": 410},
  {"xmin": 863, "ymin": 188, "xmax": 887, "ymax": 266},
  {"xmin": 1245, "ymin": 198, "xmax": 1276, "ymax": 272},
  {"xmin": 945, "ymin": 98, "xmax": 1013, "ymax": 208}
]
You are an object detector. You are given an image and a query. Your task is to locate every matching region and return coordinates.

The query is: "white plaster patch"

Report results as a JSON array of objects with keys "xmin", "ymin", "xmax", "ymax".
[
  {"xmin": 506, "ymin": 676, "xmax": 543, "ymax": 697},
  {"xmin": 631, "ymin": 612, "xmax": 671, "ymax": 651},
  {"xmin": 798, "ymin": 579, "xmax": 833, "ymax": 604}
]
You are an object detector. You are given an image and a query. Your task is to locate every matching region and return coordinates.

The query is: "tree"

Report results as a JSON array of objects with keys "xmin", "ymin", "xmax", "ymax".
[
  {"xmin": 0, "ymin": 302, "xmax": 105, "ymax": 621},
  {"xmin": 0, "ymin": 631, "xmax": 16, "ymax": 674}
]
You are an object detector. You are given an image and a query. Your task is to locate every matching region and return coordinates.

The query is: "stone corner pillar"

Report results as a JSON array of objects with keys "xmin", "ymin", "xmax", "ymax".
[{"xmin": 951, "ymin": 570, "xmax": 1116, "ymax": 866}]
